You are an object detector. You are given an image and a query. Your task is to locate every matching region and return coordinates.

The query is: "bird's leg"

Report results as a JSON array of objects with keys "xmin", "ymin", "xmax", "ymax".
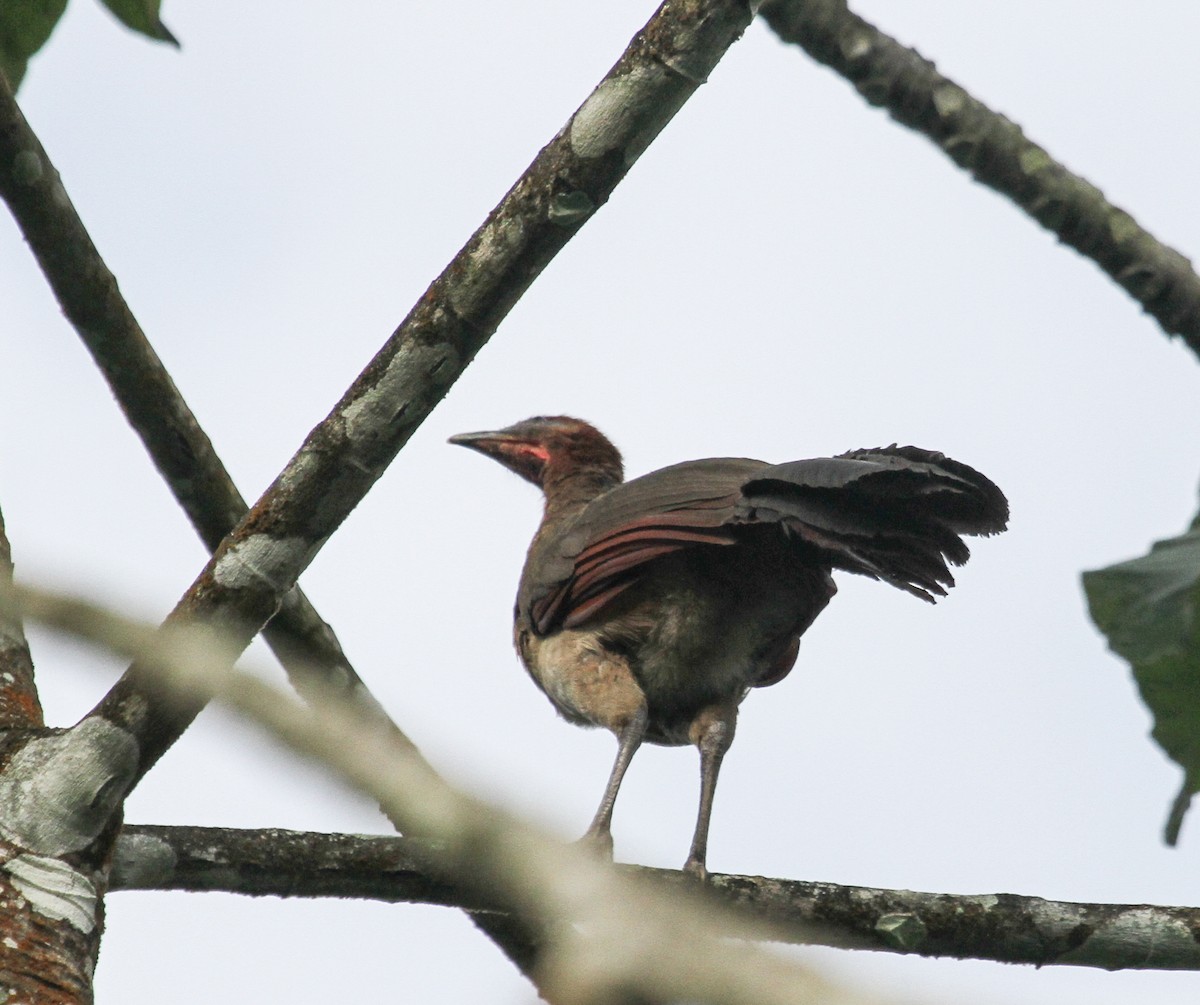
[
  {"xmin": 580, "ymin": 703, "xmax": 648, "ymax": 859},
  {"xmin": 683, "ymin": 702, "xmax": 738, "ymax": 881}
]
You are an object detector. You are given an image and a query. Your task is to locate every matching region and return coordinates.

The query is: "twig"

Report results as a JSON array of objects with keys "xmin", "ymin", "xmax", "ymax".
[{"xmin": 760, "ymin": 0, "xmax": 1200, "ymax": 350}]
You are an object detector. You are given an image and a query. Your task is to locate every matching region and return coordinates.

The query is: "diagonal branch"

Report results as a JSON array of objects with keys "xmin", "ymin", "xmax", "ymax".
[
  {"xmin": 114, "ymin": 823, "xmax": 1200, "ymax": 973},
  {"xmin": 79, "ymin": 0, "xmax": 755, "ymax": 788},
  {"xmin": 0, "ymin": 69, "xmax": 394, "ymax": 731},
  {"xmin": 760, "ymin": 0, "xmax": 1200, "ymax": 352}
]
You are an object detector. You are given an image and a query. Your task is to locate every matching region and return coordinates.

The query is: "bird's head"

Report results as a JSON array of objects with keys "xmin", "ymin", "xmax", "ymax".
[{"xmin": 449, "ymin": 415, "xmax": 623, "ymax": 492}]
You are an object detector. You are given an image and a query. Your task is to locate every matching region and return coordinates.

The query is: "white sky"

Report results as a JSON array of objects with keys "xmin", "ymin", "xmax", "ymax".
[{"xmin": 4, "ymin": 1, "xmax": 1200, "ymax": 1002}]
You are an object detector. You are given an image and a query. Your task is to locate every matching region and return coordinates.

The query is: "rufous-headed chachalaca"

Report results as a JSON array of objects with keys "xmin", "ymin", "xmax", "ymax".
[{"xmin": 451, "ymin": 416, "xmax": 1007, "ymax": 879}]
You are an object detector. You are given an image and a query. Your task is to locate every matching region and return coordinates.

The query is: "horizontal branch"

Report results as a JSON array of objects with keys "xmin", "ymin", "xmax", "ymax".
[
  {"xmin": 760, "ymin": 0, "xmax": 1200, "ymax": 352},
  {"xmin": 115, "ymin": 824, "xmax": 1200, "ymax": 972},
  {"xmin": 113, "ymin": 825, "xmax": 467, "ymax": 906}
]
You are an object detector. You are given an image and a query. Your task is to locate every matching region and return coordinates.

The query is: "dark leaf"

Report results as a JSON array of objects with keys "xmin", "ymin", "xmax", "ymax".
[
  {"xmin": 100, "ymin": 0, "xmax": 178, "ymax": 46},
  {"xmin": 1083, "ymin": 525, "xmax": 1200, "ymax": 845}
]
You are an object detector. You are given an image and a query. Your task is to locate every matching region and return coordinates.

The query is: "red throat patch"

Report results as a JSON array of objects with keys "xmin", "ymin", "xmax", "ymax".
[{"xmin": 515, "ymin": 443, "xmax": 551, "ymax": 464}]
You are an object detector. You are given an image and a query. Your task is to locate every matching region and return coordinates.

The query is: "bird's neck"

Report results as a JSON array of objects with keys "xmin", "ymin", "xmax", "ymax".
[{"xmin": 540, "ymin": 463, "xmax": 622, "ymax": 522}]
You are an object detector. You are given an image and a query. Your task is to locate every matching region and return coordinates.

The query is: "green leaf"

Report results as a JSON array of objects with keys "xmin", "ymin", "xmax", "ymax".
[
  {"xmin": 1083, "ymin": 525, "xmax": 1200, "ymax": 845},
  {"xmin": 99, "ymin": 0, "xmax": 178, "ymax": 46},
  {"xmin": 0, "ymin": 0, "xmax": 70, "ymax": 91}
]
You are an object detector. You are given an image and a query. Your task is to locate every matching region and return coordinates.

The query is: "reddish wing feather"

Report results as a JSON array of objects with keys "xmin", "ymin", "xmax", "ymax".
[
  {"xmin": 571, "ymin": 531, "xmax": 734, "ymax": 599},
  {"xmin": 573, "ymin": 524, "xmax": 736, "ymax": 577},
  {"xmin": 522, "ymin": 461, "xmax": 764, "ymax": 634},
  {"xmin": 560, "ymin": 580, "xmax": 639, "ymax": 631},
  {"xmin": 533, "ymin": 524, "xmax": 737, "ymax": 634}
]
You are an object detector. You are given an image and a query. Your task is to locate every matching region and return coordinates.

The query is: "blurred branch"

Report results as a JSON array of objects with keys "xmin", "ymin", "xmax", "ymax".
[
  {"xmin": 113, "ymin": 822, "xmax": 1200, "ymax": 972},
  {"xmin": 0, "ymin": 504, "xmax": 42, "ymax": 729},
  {"xmin": 760, "ymin": 0, "xmax": 1200, "ymax": 352},
  {"xmin": 0, "ymin": 68, "xmax": 397, "ymax": 734},
  {"xmin": 23, "ymin": 583, "xmax": 869, "ymax": 1005}
]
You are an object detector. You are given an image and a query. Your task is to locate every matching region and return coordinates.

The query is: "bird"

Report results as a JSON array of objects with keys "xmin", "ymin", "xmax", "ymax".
[{"xmin": 450, "ymin": 416, "xmax": 1008, "ymax": 879}]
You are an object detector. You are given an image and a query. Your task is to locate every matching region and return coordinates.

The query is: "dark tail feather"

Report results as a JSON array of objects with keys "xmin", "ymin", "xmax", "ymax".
[
  {"xmin": 839, "ymin": 445, "xmax": 1009, "ymax": 535},
  {"xmin": 741, "ymin": 446, "xmax": 1008, "ymax": 601}
]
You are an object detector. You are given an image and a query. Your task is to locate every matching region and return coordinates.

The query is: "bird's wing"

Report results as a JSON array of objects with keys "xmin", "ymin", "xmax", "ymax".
[
  {"xmin": 522, "ymin": 447, "xmax": 1008, "ymax": 633},
  {"xmin": 521, "ymin": 458, "xmax": 766, "ymax": 634},
  {"xmin": 739, "ymin": 446, "xmax": 1009, "ymax": 601}
]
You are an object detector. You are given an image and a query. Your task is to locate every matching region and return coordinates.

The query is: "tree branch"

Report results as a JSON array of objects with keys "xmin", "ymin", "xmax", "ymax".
[
  {"xmin": 110, "ymin": 821, "xmax": 548, "ymax": 971},
  {"xmin": 0, "ymin": 505, "xmax": 41, "ymax": 729},
  {"xmin": 112, "ymin": 823, "xmax": 1200, "ymax": 973},
  {"xmin": 0, "ymin": 511, "xmax": 88, "ymax": 1002},
  {"xmin": 0, "ymin": 68, "xmax": 397, "ymax": 733},
  {"xmin": 759, "ymin": 0, "xmax": 1200, "ymax": 352},
  {"xmin": 111, "ymin": 825, "xmax": 462, "ymax": 903}
]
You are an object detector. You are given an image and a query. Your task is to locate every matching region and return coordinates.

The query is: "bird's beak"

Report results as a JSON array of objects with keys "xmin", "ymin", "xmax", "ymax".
[
  {"xmin": 447, "ymin": 429, "xmax": 532, "ymax": 469},
  {"xmin": 449, "ymin": 427, "xmax": 550, "ymax": 485},
  {"xmin": 448, "ymin": 429, "xmax": 514, "ymax": 456}
]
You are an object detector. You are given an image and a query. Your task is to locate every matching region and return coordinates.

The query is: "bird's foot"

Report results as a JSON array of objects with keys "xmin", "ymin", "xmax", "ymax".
[{"xmin": 682, "ymin": 856, "xmax": 709, "ymax": 883}]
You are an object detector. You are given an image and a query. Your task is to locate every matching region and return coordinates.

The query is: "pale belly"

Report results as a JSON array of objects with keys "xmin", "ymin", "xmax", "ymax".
[{"xmin": 516, "ymin": 547, "xmax": 834, "ymax": 745}]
